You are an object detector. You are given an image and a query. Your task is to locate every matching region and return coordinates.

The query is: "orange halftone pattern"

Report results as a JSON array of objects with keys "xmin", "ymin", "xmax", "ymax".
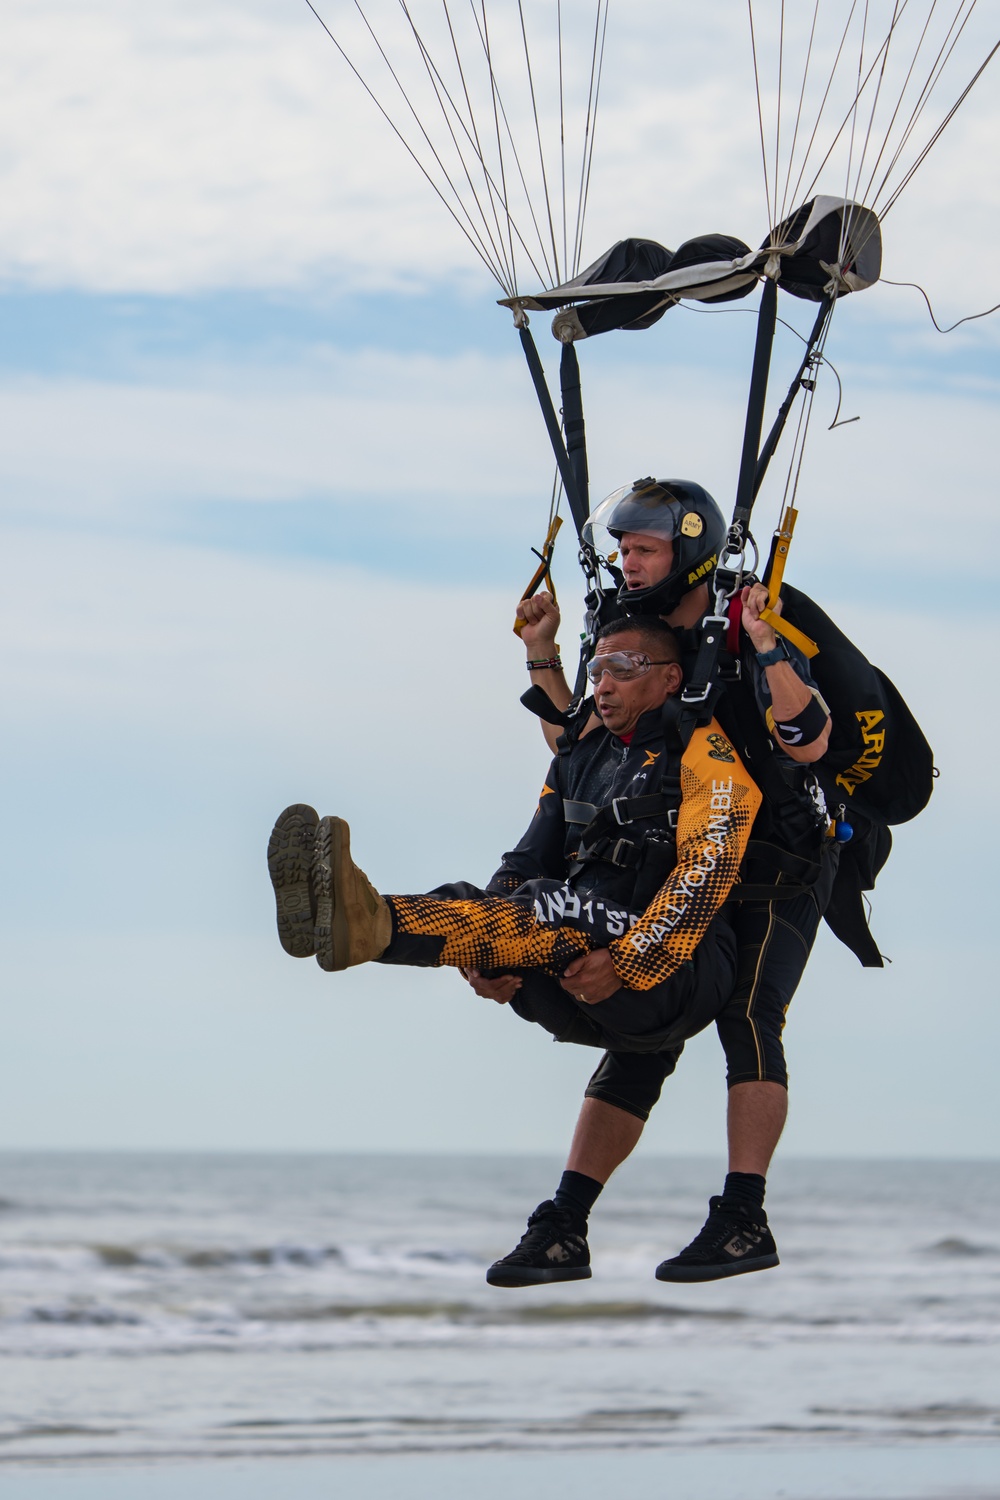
[
  {"xmin": 390, "ymin": 893, "xmax": 590, "ymax": 973},
  {"xmin": 610, "ymin": 725, "xmax": 761, "ymax": 991}
]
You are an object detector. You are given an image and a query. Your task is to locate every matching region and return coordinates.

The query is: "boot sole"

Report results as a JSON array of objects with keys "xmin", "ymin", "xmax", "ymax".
[
  {"xmin": 655, "ymin": 1252, "xmax": 779, "ymax": 1283},
  {"xmin": 486, "ymin": 1265, "xmax": 592, "ymax": 1288},
  {"xmin": 267, "ymin": 805, "xmax": 319, "ymax": 958},
  {"xmin": 313, "ymin": 816, "xmax": 354, "ymax": 973}
]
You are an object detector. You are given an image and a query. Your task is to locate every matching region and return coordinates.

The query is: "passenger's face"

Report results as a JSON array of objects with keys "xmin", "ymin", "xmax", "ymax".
[
  {"xmin": 590, "ymin": 631, "xmax": 681, "ymax": 736},
  {"xmin": 618, "ymin": 531, "xmax": 674, "ymax": 591}
]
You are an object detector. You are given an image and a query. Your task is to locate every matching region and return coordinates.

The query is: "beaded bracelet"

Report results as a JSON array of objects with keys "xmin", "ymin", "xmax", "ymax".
[{"xmin": 526, "ymin": 654, "xmax": 562, "ymax": 670}]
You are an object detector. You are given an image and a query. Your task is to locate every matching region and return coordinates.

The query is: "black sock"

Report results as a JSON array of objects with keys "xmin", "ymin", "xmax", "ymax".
[
  {"xmin": 722, "ymin": 1171, "xmax": 766, "ymax": 1214},
  {"xmin": 553, "ymin": 1170, "xmax": 603, "ymax": 1223}
]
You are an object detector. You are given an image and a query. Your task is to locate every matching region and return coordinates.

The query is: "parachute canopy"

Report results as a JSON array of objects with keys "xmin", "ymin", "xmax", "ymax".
[
  {"xmin": 502, "ymin": 197, "xmax": 883, "ymax": 341},
  {"xmin": 309, "ymin": 1, "xmax": 996, "ymax": 309}
]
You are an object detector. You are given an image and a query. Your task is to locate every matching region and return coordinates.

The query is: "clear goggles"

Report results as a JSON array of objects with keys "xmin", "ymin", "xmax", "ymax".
[{"xmin": 586, "ymin": 650, "xmax": 675, "ymax": 684}]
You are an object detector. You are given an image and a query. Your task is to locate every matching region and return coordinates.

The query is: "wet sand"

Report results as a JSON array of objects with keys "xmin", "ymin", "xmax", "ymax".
[{"xmin": 2, "ymin": 1444, "xmax": 998, "ymax": 1500}]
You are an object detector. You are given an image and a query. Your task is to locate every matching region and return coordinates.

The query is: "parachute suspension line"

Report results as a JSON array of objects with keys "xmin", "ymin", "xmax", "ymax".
[
  {"xmin": 516, "ymin": 0, "xmax": 562, "ymax": 284},
  {"xmin": 467, "ymin": 1, "xmax": 559, "ymax": 289},
  {"xmin": 876, "ymin": 29, "xmax": 999, "ymax": 218},
  {"xmin": 352, "ymin": 0, "xmax": 522, "ymax": 284},
  {"xmin": 852, "ymin": 0, "xmax": 930, "ymax": 211},
  {"xmin": 840, "ymin": 0, "xmax": 874, "ymax": 224},
  {"xmin": 753, "ymin": 297, "xmax": 833, "ymax": 500},
  {"xmin": 473, "ymin": 1, "xmax": 538, "ymax": 291},
  {"xmin": 571, "ymin": 0, "xmax": 610, "ymax": 279},
  {"xmin": 747, "ymin": 0, "xmax": 774, "ymax": 231},
  {"xmin": 778, "ymin": 0, "xmax": 823, "ymax": 227},
  {"xmin": 780, "ymin": 304, "xmax": 836, "ymax": 518},
  {"xmin": 434, "ymin": 1, "xmax": 519, "ymax": 292},
  {"xmin": 400, "ymin": 0, "xmax": 516, "ymax": 291},
  {"xmin": 773, "ymin": 0, "xmax": 786, "ymax": 236},
  {"xmin": 557, "ymin": 0, "xmax": 568, "ymax": 281},
  {"xmin": 840, "ymin": 0, "xmax": 908, "ymax": 267},
  {"xmin": 863, "ymin": 0, "xmax": 978, "ymax": 212},
  {"xmin": 783, "ymin": 0, "xmax": 864, "ymax": 218},
  {"xmin": 547, "ymin": 468, "xmax": 564, "ymax": 535},
  {"xmin": 780, "ymin": 0, "xmax": 996, "ymax": 228},
  {"xmin": 304, "ymin": 0, "xmax": 506, "ymax": 289}
]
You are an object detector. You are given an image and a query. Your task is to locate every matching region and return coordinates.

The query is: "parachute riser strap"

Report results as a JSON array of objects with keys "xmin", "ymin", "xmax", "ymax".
[
  {"xmin": 730, "ymin": 277, "xmax": 779, "ymax": 549},
  {"xmin": 753, "ymin": 296, "xmax": 833, "ymax": 500},
  {"xmin": 516, "ymin": 325, "xmax": 589, "ymax": 537},
  {"xmin": 559, "ymin": 343, "xmax": 590, "ymax": 523}
]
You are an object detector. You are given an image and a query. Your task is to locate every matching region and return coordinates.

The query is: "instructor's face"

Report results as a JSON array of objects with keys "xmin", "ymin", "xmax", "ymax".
[
  {"xmin": 619, "ymin": 531, "xmax": 674, "ymax": 591},
  {"xmin": 590, "ymin": 631, "xmax": 682, "ymax": 737}
]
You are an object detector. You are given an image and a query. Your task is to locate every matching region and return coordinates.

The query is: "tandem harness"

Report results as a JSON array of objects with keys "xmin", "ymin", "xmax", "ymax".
[{"xmin": 522, "ymin": 682, "xmax": 828, "ymax": 916}]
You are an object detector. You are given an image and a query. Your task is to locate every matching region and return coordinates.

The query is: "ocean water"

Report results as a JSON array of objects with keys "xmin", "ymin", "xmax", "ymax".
[{"xmin": 0, "ymin": 1152, "xmax": 998, "ymax": 1473}]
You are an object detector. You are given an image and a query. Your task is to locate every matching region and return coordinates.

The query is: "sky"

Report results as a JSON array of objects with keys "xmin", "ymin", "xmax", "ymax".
[{"xmin": 0, "ymin": 0, "xmax": 998, "ymax": 1158}]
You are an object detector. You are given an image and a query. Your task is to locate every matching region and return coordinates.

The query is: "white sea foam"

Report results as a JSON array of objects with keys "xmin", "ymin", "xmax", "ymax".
[{"xmin": 0, "ymin": 1153, "xmax": 998, "ymax": 1463}]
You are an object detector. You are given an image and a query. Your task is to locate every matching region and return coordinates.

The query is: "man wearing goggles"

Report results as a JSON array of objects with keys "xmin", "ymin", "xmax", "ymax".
[
  {"xmin": 464, "ymin": 476, "xmax": 834, "ymax": 1287},
  {"xmin": 585, "ymin": 650, "xmax": 676, "ymax": 683},
  {"xmin": 268, "ymin": 616, "xmax": 764, "ymax": 1285}
]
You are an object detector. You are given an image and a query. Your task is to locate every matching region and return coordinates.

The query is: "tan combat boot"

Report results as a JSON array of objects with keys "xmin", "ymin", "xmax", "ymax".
[
  {"xmin": 267, "ymin": 804, "xmax": 319, "ymax": 958},
  {"xmin": 312, "ymin": 816, "xmax": 392, "ymax": 971}
]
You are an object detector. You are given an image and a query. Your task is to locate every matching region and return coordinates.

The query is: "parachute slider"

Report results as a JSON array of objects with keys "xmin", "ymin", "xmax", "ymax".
[
  {"xmin": 759, "ymin": 505, "xmax": 819, "ymax": 659},
  {"xmin": 514, "ymin": 515, "xmax": 563, "ymax": 636}
]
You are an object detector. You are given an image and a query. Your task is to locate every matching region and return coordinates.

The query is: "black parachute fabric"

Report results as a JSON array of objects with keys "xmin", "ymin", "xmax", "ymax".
[
  {"xmin": 503, "ymin": 197, "xmax": 882, "ymax": 341},
  {"xmin": 779, "ymin": 584, "xmax": 934, "ymax": 828}
]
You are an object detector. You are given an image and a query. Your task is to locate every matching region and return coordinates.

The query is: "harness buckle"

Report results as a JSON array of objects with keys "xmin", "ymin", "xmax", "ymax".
[
  {"xmin": 611, "ymin": 797, "xmax": 633, "ymax": 826},
  {"xmin": 610, "ymin": 837, "xmax": 636, "ymax": 866}
]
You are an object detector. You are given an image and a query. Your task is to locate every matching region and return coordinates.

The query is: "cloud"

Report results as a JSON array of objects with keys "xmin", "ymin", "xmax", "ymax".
[
  {"xmin": 0, "ymin": 339, "xmax": 993, "ymax": 598},
  {"xmin": 1, "ymin": 0, "xmax": 997, "ymax": 318},
  {"xmin": 0, "ymin": 521, "xmax": 994, "ymax": 1153}
]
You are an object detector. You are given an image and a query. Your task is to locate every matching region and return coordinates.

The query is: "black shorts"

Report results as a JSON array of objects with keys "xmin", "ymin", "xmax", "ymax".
[
  {"xmin": 585, "ymin": 860, "xmax": 835, "ymax": 1119},
  {"xmin": 506, "ymin": 910, "xmax": 738, "ymax": 1055}
]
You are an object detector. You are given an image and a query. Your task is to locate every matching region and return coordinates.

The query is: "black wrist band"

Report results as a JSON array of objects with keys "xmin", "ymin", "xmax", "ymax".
[
  {"xmin": 772, "ymin": 691, "xmax": 830, "ymax": 747},
  {"xmin": 756, "ymin": 639, "xmax": 789, "ymax": 666}
]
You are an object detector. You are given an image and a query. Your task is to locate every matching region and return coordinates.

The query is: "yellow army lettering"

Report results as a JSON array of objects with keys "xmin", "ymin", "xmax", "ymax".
[{"xmin": 835, "ymin": 709, "xmax": 886, "ymax": 796}]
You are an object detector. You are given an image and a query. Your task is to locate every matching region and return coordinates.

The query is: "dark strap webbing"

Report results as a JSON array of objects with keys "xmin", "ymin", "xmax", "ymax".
[
  {"xmin": 517, "ymin": 326, "xmax": 589, "ymax": 536},
  {"xmin": 731, "ymin": 276, "xmax": 777, "ymax": 535},
  {"xmin": 565, "ymin": 791, "xmax": 680, "ymax": 830},
  {"xmin": 560, "ymin": 343, "xmax": 589, "ymax": 524}
]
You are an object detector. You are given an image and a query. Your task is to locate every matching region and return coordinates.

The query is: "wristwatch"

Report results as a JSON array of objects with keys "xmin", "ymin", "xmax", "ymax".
[{"xmin": 755, "ymin": 638, "xmax": 790, "ymax": 666}]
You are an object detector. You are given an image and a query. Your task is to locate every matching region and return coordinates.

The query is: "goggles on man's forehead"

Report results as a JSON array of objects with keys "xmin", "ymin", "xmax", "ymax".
[{"xmin": 586, "ymin": 650, "xmax": 675, "ymax": 684}]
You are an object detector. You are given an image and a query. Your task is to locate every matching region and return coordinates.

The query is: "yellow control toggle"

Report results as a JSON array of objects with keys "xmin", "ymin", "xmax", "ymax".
[
  {"xmin": 514, "ymin": 515, "xmax": 563, "ymax": 636},
  {"xmin": 759, "ymin": 505, "xmax": 819, "ymax": 659}
]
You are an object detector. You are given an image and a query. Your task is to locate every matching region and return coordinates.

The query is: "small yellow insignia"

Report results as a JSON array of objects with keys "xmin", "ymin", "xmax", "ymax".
[
  {"xmin": 707, "ymin": 732, "xmax": 736, "ymax": 763},
  {"xmin": 680, "ymin": 512, "xmax": 704, "ymax": 538},
  {"xmin": 642, "ymin": 749, "xmax": 660, "ymax": 768}
]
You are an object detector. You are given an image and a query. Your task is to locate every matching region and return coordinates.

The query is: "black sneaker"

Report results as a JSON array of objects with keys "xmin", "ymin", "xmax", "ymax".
[
  {"xmin": 655, "ymin": 1196, "xmax": 779, "ymax": 1283},
  {"xmin": 486, "ymin": 1201, "xmax": 592, "ymax": 1288}
]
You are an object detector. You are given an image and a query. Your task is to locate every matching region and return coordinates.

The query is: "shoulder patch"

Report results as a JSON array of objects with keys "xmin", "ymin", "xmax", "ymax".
[{"xmin": 706, "ymin": 732, "xmax": 736, "ymax": 763}]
